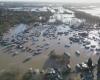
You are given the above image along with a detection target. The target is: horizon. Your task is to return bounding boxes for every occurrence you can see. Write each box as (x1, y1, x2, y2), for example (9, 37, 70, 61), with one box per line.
(0, 0, 100, 3)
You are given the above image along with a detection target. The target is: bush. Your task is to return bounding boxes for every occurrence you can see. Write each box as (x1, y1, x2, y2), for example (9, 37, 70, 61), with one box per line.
(22, 72, 34, 80)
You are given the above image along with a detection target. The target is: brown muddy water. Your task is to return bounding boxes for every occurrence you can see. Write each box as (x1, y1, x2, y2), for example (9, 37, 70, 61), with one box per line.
(0, 23, 100, 73)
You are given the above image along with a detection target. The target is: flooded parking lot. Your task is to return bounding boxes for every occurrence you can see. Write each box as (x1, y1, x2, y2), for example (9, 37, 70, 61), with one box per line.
(0, 22, 100, 72)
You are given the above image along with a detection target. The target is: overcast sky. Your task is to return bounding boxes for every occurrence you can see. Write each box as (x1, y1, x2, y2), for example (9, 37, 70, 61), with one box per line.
(0, 0, 100, 3)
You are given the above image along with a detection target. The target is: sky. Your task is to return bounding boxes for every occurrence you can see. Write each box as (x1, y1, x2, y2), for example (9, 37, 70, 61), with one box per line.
(0, 0, 100, 3)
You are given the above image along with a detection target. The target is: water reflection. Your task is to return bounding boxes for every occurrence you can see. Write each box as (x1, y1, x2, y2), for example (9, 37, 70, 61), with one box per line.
(10, 24, 27, 36)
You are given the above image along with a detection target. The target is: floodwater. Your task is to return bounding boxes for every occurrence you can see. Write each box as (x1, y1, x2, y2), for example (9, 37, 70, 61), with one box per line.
(78, 6, 100, 17)
(0, 23, 100, 73)
(11, 24, 27, 35)
(0, 6, 100, 73)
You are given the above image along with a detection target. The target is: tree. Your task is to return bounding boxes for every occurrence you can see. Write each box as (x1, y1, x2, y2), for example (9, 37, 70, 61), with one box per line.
(87, 58, 93, 71)
(97, 57, 100, 73)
